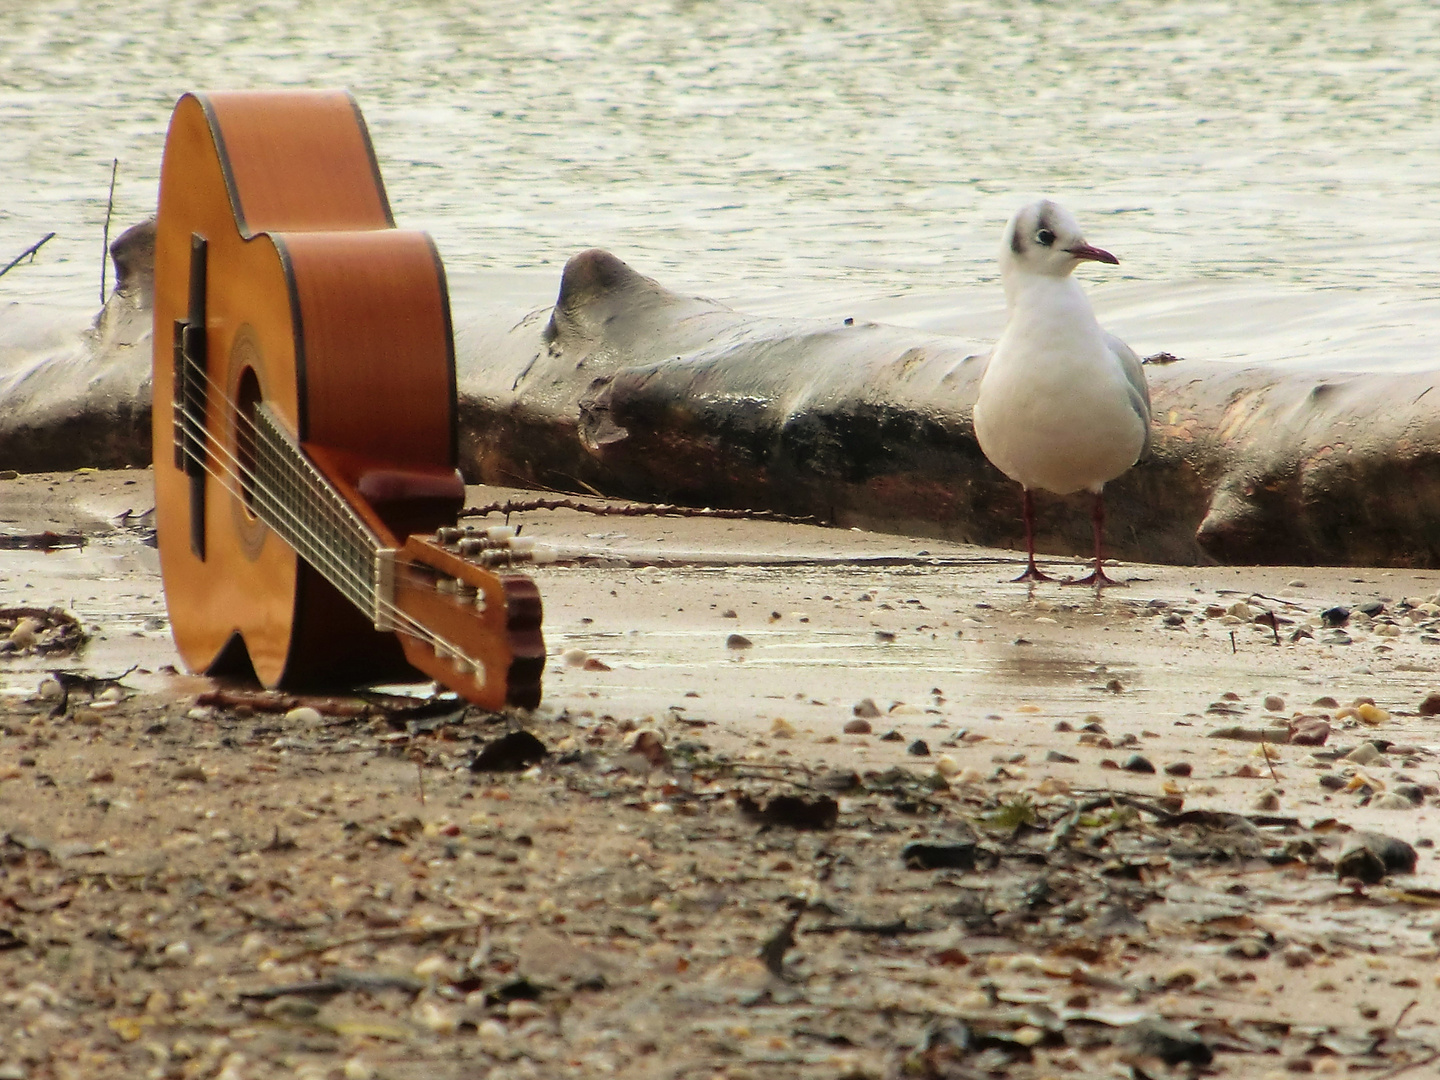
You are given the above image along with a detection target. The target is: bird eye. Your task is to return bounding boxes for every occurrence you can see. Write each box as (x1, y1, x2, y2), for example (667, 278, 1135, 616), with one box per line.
(1035, 228, 1055, 247)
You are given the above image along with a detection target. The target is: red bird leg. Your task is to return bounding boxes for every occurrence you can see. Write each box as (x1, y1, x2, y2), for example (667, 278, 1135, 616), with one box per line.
(1012, 488, 1054, 583)
(1069, 490, 1125, 588)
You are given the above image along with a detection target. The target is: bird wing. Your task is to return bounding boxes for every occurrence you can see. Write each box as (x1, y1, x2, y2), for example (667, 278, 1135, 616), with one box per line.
(1104, 331, 1152, 462)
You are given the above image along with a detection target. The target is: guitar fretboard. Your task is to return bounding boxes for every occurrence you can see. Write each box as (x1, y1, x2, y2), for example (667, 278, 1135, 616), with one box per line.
(251, 406, 383, 619)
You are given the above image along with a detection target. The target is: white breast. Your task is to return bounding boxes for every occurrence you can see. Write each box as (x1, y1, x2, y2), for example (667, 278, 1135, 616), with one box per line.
(973, 278, 1149, 496)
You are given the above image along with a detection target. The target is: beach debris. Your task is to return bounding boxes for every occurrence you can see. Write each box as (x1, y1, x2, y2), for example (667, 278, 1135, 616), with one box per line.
(852, 697, 882, 719)
(469, 730, 547, 772)
(0, 606, 86, 656)
(736, 792, 839, 830)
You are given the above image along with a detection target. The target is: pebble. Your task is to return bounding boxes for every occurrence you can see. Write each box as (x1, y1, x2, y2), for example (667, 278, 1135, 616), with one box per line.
(1163, 761, 1193, 777)
(769, 717, 796, 739)
(86, 767, 114, 783)
(879, 730, 904, 742)
(906, 739, 930, 757)
(1262, 695, 1285, 713)
(1345, 742, 1383, 766)
(284, 706, 322, 725)
(1419, 692, 1440, 716)
(1121, 754, 1155, 774)
(1252, 791, 1281, 811)
(852, 698, 882, 719)
(725, 634, 753, 650)
(1356, 703, 1390, 726)
(1120, 1018, 1213, 1067)
(935, 754, 961, 779)
(8, 617, 41, 649)
(1372, 792, 1414, 810)
(172, 765, 208, 782)
(843, 718, 873, 735)
(1281, 945, 1314, 968)
(1045, 750, 1078, 764)
(1321, 607, 1350, 628)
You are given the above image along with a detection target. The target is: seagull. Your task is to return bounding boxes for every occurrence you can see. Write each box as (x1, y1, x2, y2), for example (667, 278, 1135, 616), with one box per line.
(972, 199, 1151, 587)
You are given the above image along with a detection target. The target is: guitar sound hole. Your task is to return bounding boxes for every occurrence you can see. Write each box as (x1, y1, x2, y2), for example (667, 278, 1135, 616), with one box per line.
(235, 365, 262, 518)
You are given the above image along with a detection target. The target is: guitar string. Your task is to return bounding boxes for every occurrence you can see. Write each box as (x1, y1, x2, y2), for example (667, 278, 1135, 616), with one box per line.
(171, 385, 488, 676)
(170, 361, 496, 677)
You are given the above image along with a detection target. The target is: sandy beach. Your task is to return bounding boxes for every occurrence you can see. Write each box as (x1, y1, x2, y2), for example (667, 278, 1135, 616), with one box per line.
(3, 468, 1440, 1078)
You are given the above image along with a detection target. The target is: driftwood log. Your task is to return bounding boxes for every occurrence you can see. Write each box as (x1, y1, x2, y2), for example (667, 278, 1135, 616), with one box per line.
(2, 225, 1436, 567)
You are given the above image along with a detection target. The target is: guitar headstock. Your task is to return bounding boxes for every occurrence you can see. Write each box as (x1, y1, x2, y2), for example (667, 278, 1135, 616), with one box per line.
(387, 529, 550, 710)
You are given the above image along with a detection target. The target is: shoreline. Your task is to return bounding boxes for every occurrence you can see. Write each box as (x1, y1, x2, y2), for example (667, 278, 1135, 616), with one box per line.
(4, 469, 1440, 1075)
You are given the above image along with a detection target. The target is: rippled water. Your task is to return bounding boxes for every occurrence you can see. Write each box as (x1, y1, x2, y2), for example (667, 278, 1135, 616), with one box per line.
(3, 0, 1439, 368)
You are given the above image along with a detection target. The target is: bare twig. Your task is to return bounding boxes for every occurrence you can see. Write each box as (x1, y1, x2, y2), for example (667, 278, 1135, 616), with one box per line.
(1374, 1049, 1440, 1079)
(277, 920, 484, 962)
(101, 158, 118, 303)
(1260, 739, 1278, 783)
(461, 495, 820, 526)
(0, 233, 56, 279)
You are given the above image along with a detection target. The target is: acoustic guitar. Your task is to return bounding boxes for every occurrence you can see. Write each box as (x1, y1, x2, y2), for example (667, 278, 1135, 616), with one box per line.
(151, 90, 545, 709)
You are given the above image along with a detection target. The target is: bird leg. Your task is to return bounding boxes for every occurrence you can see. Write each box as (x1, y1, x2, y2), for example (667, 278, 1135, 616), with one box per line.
(1011, 488, 1055, 583)
(1068, 490, 1125, 588)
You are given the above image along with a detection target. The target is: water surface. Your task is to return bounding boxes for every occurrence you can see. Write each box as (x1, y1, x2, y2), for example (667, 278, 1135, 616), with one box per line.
(3, 0, 1439, 368)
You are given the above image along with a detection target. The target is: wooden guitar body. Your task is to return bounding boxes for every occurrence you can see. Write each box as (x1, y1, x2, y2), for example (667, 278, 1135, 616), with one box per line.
(152, 91, 543, 708)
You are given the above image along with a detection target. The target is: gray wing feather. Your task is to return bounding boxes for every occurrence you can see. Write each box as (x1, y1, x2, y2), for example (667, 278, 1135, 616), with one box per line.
(1104, 331, 1152, 462)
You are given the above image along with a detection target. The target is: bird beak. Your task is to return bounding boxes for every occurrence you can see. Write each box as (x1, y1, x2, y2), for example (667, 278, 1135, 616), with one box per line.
(1067, 242, 1119, 265)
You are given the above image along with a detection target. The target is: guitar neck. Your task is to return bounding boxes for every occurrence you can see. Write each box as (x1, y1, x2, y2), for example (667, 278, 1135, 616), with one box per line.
(250, 405, 385, 621)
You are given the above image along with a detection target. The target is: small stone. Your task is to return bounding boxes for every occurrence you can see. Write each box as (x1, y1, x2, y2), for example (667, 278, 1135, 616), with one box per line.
(721, 609, 737, 618)
(843, 718, 873, 735)
(1287, 580, 1307, 588)
(1281, 945, 1314, 968)
(1345, 742, 1383, 765)
(879, 729, 904, 742)
(769, 717, 796, 739)
(562, 648, 589, 667)
(1164, 761, 1193, 777)
(1121, 754, 1155, 774)
(172, 765, 207, 782)
(1253, 790, 1281, 811)
(1289, 717, 1331, 746)
(1313, 696, 1340, 708)
(1263, 695, 1285, 713)
(1419, 692, 1440, 716)
(906, 739, 930, 756)
(1045, 750, 1078, 764)
(284, 706, 322, 725)
(874, 630, 896, 643)
(1318, 773, 1347, 791)
(725, 634, 753, 650)
(935, 754, 961, 778)
(1120, 1018, 1213, 1067)
(1373, 792, 1415, 810)
(1321, 607, 1350, 628)
(1335, 845, 1387, 884)
(8, 618, 41, 649)
(1356, 703, 1390, 726)
(86, 767, 114, 783)
(852, 698, 882, 719)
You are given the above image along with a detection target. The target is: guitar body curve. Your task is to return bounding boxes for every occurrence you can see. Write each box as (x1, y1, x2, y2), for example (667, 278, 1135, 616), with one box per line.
(153, 91, 465, 691)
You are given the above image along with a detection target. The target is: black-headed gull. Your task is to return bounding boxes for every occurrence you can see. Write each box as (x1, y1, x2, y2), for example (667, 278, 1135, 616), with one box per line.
(972, 200, 1151, 587)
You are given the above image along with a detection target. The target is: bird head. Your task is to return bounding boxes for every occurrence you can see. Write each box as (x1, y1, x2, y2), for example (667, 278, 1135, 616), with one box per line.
(1000, 200, 1118, 281)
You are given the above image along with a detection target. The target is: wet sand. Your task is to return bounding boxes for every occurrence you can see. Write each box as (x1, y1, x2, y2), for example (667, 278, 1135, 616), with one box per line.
(4, 469, 1440, 1077)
